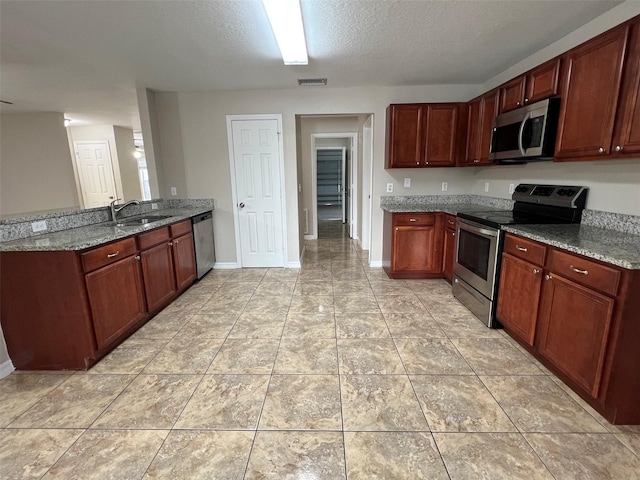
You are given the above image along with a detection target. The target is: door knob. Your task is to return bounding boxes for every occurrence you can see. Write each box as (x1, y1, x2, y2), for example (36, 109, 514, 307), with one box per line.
(238, 203, 245, 208)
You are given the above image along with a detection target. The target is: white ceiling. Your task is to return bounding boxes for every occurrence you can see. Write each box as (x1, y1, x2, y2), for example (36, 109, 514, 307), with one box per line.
(0, 0, 624, 129)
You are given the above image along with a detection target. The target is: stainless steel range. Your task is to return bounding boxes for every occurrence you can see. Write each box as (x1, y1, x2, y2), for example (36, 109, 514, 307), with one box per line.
(452, 184, 588, 328)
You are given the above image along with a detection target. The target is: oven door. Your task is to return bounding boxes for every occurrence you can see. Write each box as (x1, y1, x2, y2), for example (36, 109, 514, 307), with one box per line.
(453, 218, 500, 299)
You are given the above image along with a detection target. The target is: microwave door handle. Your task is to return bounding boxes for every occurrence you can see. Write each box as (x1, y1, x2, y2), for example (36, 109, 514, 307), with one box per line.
(518, 112, 532, 156)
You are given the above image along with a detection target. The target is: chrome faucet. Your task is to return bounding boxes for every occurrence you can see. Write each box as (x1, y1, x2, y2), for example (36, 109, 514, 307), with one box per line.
(110, 198, 140, 222)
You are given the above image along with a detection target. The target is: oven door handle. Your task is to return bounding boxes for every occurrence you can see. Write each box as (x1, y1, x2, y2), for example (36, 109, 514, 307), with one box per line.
(457, 219, 499, 238)
(518, 111, 532, 157)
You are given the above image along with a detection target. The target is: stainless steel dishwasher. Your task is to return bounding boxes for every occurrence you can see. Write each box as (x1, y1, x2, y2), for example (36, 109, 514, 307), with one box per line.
(191, 211, 215, 279)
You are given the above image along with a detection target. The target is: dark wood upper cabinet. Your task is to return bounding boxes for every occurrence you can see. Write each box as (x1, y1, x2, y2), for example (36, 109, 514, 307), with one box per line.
(478, 89, 499, 164)
(424, 104, 460, 167)
(387, 103, 463, 168)
(464, 98, 482, 165)
(386, 104, 424, 168)
(612, 21, 640, 155)
(555, 25, 630, 160)
(499, 59, 561, 113)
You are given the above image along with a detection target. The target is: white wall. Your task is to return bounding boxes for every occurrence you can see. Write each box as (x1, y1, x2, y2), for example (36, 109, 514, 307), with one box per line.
(153, 84, 479, 265)
(155, 92, 188, 199)
(0, 112, 80, 216)
(473, 1, 640, 214)
(113, 126, 142, 201)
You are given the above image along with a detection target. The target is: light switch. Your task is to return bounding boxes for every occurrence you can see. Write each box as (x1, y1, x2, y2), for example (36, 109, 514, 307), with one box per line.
(403, 178, 411, 188)
(386, 183, 394, 193)
(170, 187, 177, 196)
(441, 182, 448, 192)
(484, 182, 490, 193)
(509, 183, 515, 194)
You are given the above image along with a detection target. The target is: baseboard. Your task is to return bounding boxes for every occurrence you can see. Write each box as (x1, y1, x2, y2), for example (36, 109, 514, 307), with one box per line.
(213, 262, 239, 269)
(287, 261, 301, 268)
(0, 359, 15, 379)
(303, 234, 317, 240)
(369, 260, 383, 268)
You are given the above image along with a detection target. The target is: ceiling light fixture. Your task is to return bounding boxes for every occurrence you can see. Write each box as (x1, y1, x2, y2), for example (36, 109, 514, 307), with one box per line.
(262, 0, 308, 65)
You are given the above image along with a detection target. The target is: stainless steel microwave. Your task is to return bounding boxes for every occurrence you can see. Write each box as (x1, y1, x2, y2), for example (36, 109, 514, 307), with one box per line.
(489, 97, 560, 163)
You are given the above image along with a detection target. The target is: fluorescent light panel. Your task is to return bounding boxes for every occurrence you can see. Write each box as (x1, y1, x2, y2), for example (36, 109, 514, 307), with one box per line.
(262, 0, 308, 65)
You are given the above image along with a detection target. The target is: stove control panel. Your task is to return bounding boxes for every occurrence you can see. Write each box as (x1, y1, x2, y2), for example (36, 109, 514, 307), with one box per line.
(512, 184, 588, 209)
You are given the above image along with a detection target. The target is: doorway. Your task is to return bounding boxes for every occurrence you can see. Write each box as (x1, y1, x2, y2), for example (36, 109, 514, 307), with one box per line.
(226, 115, 287, 268)
(311, 133, 357, 240)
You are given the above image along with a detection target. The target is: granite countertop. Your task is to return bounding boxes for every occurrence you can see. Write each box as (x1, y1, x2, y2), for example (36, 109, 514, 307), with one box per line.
(503, 224, 640, 270)
(0, 207, 213, 252)
(381, 203, 509, 215)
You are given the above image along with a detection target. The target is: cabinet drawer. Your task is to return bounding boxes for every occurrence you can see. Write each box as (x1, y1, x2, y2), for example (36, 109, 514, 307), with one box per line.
(393, 213, 436, 226)
(138, 226, 170, 250)
(547, 249, 621, 297)
(170, 219, 192, 238)
(81, 237, 137, 273)
(504, 234, 546, 266)
(444, 214, 457, 230)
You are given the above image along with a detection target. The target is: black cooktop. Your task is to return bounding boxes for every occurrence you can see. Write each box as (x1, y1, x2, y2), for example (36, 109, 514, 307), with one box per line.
(457, 183, 589, 230)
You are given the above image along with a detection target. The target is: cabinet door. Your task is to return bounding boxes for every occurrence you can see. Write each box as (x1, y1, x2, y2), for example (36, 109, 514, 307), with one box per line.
(85, 255, 146, 350)
(526, 58, 561, 105)
(392, 225, 437, 272)
(612, 22, 640, 155)
(424, 104, 458, 166)
(555, 26, 629, 159)
(442, 227, 456, 283)
(537, 273, 615, 397)
(173, 232, 197, 292)
(141, 242, 177, 312)
(465, 98, 482, 165)
(499, 76, 527, 113)
(479, 89, 499, 164)
(496, 254, 542, 346)
(386, 104, 424, 168)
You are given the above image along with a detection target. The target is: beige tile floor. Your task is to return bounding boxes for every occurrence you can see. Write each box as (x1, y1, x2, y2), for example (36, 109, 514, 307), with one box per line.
(1, 220, 639, 479)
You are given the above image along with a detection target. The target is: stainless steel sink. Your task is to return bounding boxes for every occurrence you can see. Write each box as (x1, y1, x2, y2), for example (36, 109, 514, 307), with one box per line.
(112, 215, 173, 227)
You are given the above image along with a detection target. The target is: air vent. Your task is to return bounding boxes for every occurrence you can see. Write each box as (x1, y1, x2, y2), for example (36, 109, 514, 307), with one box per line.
(298, 78, 327, 87)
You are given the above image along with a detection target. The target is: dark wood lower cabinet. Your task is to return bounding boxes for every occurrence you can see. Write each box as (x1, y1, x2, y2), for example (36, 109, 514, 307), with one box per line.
(537, 273, 614, 397)
(141, 242, 177, 312)
(496, 253, 542, 346)
(0, 219, 199, 370)
(173, 233, 197, 291)
(85, 255, 147, 350)
(498, 233, 640, 425)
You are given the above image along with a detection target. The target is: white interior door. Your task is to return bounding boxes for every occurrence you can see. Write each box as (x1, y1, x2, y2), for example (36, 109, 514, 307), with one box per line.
(230, 119, 285, 267)
(74, 141, 117, 208)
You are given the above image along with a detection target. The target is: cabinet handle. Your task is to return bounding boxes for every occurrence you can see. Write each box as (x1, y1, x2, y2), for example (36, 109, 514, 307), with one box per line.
(416, 162, 420, 165)
(174, 240, 179, 244)
(168, 242, 173, 246)
(425, 162, 429, 165)
(515, 245, 528, 252)
(452, 232, 455, 236)
(524, 98, 529, 103)
(395, 227, 399, 231)
(545, 274, 552, 280)
(106, 251, 119, 258)
(409, 218, 417, 222)
(615, 145, 623, 152)
(135, 255, 141, 260)
(473, 159, 480, 164)
(533, 268, 540, 275)
(516, 101, 521, 106)
(569, 265, 588, 275)
(447, 220, 455, 225)
(598, 147, 605, 154)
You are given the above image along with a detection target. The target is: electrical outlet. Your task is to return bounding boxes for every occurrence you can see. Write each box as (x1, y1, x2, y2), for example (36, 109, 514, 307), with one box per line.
(386, 183, 394, 193)
(484, 182, 490, 193)
(151, 203, 158, 210)
(509, 183, 515, 194)
(31, 220, 47, 232)
(441, 182, 448, 192)
(170, 187, 177, 196)
(403, 178, 411, 188)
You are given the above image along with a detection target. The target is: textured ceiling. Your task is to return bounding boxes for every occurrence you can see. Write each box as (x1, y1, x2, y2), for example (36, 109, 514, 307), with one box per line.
(0, 0, 625, 128)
